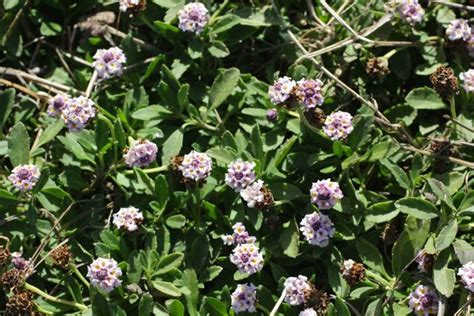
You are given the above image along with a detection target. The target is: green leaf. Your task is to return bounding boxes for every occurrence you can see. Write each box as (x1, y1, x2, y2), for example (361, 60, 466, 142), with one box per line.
(380, 159, 411, 190)
(166, 215, 186, 229)
(200, 297, 227, 315)
(433, 251, 455, 297)
(132, 105, 173, 120)
(453, 239, 474, 265)
(250, 124, 263, 159)
(199, 266, 223, 283)
(156, 252, 184, 275)
(405, 87, 445, 110)
(177, 84, 189, 113)
(271, 183, 301, 201)
(395, 197, 439, 220)
(360, 140, 397, 162)
(366, 201, 399, 223)
(3, 0, 21, 10)
(155, 175, 169, 212)
(348, 114, 374, 150)
(8, 122, 30, 166)
(32, 120, 64, 152)
(168, 299, 185, 316)
(272, 135, 297, 169)
(435, 219, 458, 252)
(392, 231, 415, 276)
(334, 297, 351, 316)
(182, 269, 199, 316)
(279, 218, 299, 258)
(426, 178, 455, 211)
(208, 68, 240, 111)
(0, 88, 15, 131)
(151, 280, 181, 297)
(161, 129, 183, 164)
(208, 40, 230, 58)
(0, 189, 20, 201)
(138, 293, 154, 316)
(356, 238, 387, 276)
(40, 21, 62, 36)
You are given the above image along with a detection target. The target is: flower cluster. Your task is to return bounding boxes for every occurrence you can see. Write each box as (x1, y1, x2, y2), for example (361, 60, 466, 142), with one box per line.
(87, 258, 122, 293)
(92, 47, 127, 79)
(300, 212, 335, 247)
(11, 253, 29, 270)
(300, 309, 318, 316)
(179, 150, 213, 182)
(323, 111, 354, 140)
(222, 222, 256, 246)
(8, 165, 41, 192)
(231, 283, 257, 313)
(294, 79, 325, 109)
(268, 76, 297, 105)
(47, 94, 69, 118)
(284, 275, 311, 306)
(124, 139, 158, 168)
(408, 285, 438, 315)
(61, 96, 96, 132)
(340, 259, 365, 285)
(310, 179, 343, 209)
(415, 250, 434, 273)
(460, 69, 474, 93)
(266, 108, 278, 121)
(458, 261, 474, 292)
(397, 0, 424, 25)
(119, 0, 143, 12)
(230, 243, 264, 275)
(178, 2, 209, 34)
(240, 179, 273, 209)
(446, 19, 471, 42)
(225, 159, 256, 192)
(112, 207, 144, 232)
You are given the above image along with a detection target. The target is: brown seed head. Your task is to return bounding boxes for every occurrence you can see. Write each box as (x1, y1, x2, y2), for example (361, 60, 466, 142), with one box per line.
(2, 268, 26, 293)
(255, 186, 274, 210)
(430, 66, 458, 99)
(380, 223, 399, 245)
(0, 245, 11, 268)
(50, 245, 72, 269)
(366, 57, 390, 76)
(340, 260, 366, 285)
(304, 107, 326, 129)
(304, 285, 330, 314)
(5, 291, 34, 316)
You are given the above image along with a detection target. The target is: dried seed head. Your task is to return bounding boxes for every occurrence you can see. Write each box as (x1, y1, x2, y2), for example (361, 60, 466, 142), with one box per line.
(170, 156, 184, 172)
(5, 291, 33, 316)
(0, 245, 11, 268)
(381, 223, 398, 244)
(340, 259, 366, 285)
(304, 107, 326, 129)
(256, 186, 274, 210)
(2, 268, 26, 293)
(430, 140, 455, 156)
(366, 57, 390, 76)
(50, 245, 72, 269)
(304, 285, 330, 314)
(430, 66, 458, 99)
(415, 250, 435, 273)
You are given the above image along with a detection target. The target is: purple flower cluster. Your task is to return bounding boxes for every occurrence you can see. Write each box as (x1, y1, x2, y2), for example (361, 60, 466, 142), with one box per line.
(446, 19, 471, 42)
(119, 0, 140, 12)
(408, 285, 438, 315)
(222, 222, 256, 246)
(323, 111, 354, 140)
(178, 2, 209, 34)
(11, 252, 29, 270)
(61, 96, 96, 132)
(284, 275, 311, 305)
(300, 309, 318, 316)
(310, 179, 343, 209)
(266, 108, 278, 122)
(458, 261, 474, 292)
(300, 212, 335, 247)
(225, 159, 256, 192)
(231, 283, 257, 313)
(113, 207, 143, 232)
(124, 140, 158, 168)
(295, 79, 325, 109)
(397, 0, 424, 25)
(240, 179, 265, 208)
(179, 150, 213, 181)
(92, 47, 127, 80)
(8, 165, 41, 192)
(87, 257, 122, 293)
(230, 243, 264, 275)
(47, 94, 69, 118)
(268, 76, 297, 105)
(460, 69, 474, 93)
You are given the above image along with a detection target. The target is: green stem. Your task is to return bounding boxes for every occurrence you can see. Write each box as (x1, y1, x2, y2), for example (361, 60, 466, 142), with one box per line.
(449, 96, 457, 135)
(24, 283, 88, 311)
(257, 303, 271, 315)
(35, 304, 54, 315)
(98, 113, 118, 163)
(70, 264, 90, 288)
(365, 270, 391, 288)
(208, 0, 230, 26)
(124, 165, 169, 175)
(296, 106, 324, 135)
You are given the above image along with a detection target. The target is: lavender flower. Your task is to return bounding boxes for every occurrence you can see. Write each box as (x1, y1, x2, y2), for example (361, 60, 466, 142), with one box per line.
(458, 261, 474, 292)
(323, 111, 354, 140)
(268, 76, 297, 105)
(8, 165, 41, 192)
(295, 78, 324, 109)
(93, 47, 127, 79)
(300, 212, 335, 247)
(225, 160, 256, 192)
(231, 283, 257, 313)
(397, 0, 424, 25)
(61, 96, 96, 132)
(266, 108, 278, 121)
(113, 207, 144, 232)
(179, 150, 213, 181)
(446, 19, 471, 42)
(408, 285, 438, 315)
(11, 253, 29, 270)
(310, 179, 343, 209)
(47, 94, 69, 118)
(119, 0, 140, 12)
(415, 250, 434, 273)
(124, 140, 158, 168)
(460, 69, 474, 93)
(300, 309, 318, 316)
(240, 180, 265, 208)
(178, 2, 209, 34)
(230, 243, 264, 275)
(284, 275, 311, 306)
(222, 222, 256, 246)
(87, 258, 122, 293)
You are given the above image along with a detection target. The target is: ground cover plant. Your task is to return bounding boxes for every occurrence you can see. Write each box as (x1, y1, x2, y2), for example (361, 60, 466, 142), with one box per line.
(0, 0, 473, 315)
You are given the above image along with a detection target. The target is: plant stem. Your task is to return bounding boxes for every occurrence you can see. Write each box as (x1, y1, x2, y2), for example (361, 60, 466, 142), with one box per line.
(98, 113, 118, 163)
(269, 289, 286, 316)
(257, 303, 271, 315)
(365, 270, 391, 288)
(35, 304, 54, 315)
(24, 282, 88, 311)
(85, 70, 98, 98)
(124, 165, 169, 175)
(70, 264, 90, 288)
(208, 0, 230, 26)
(449, 96, 457, 135)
